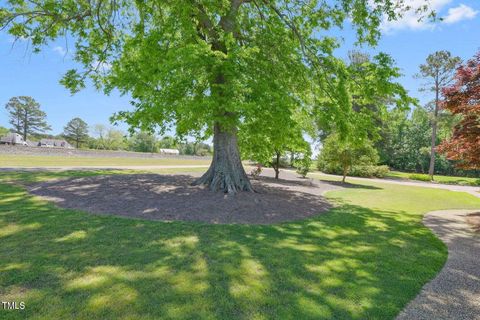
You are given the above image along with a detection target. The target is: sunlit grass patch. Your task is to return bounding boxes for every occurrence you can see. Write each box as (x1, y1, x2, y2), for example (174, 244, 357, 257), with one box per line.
(386, 170, 480, 186)
(0, 154, 211, 167)
(0, 170, 479, 319)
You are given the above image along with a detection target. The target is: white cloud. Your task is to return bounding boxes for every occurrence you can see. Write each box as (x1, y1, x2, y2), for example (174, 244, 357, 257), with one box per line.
(381, 0, 453, 33)
(442, 4, 478, 24)
(53, 46, 67, 56)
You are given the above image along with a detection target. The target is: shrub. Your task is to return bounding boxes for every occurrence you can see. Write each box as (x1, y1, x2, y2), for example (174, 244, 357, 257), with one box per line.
(350, 165, 389, 178)
(318, 164, 389, 178)
(408, 173, 431, 182)
(296, 165, 310, 178)
(295, 156, 312, 178)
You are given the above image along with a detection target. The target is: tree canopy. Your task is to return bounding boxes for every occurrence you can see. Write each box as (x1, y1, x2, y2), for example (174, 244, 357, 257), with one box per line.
(5, 96, 51, 140)
(63, 117, 89, 148)
(438, 52, 480, 169)
(240, 107, 313, 179)
(416, 50, 461, 179)
(0, 126, 9, 137)
(0, 0, 431, 192)
(89, 125, 127, 150)
(317, 132, 379, 182)
(129, 131, 159, 153)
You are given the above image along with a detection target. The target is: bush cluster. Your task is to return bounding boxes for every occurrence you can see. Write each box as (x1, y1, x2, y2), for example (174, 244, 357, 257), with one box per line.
(408, 173, 432, 181)
(350, 165, 390, 178)
(318, 163, 389, 178)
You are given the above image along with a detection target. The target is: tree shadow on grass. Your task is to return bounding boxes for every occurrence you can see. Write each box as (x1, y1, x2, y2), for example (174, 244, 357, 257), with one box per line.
(0, 182, 446, 320)
(0, 169, 129, 185)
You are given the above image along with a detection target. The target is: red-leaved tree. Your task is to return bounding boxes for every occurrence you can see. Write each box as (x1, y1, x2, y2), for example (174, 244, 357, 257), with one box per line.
(438, 52, 480, 169)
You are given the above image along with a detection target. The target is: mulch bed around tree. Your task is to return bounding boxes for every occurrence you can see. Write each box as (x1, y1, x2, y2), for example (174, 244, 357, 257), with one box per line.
(466, 213, 480, 232)
(27, 174, 339, 224)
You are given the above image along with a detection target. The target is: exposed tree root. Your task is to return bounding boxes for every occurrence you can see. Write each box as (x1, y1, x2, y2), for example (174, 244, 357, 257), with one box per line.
(193, 122, 254, 194)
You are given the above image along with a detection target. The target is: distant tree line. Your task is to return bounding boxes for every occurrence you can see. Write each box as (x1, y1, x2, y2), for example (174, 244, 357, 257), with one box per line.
(2, 96, 212, 156)
(3, 49, 479, 180)
(317, 50, 480, 179)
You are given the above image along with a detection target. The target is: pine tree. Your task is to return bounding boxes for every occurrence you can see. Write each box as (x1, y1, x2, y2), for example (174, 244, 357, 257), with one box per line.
(5, 96, 51, 140)
(63, 117, 89, 148)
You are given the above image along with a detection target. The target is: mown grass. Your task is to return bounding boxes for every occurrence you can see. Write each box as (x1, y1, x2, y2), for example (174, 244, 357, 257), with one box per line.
(0, 168, 206, 184)
(1, 170, 480, 319)
(387, 170, 480, 186)
(0, 154, 211, 167)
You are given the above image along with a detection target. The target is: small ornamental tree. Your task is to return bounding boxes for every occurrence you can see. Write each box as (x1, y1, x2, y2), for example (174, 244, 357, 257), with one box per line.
(241, 129, 311, 180)
(438, 52, 480, 169)
(1, 0, 431, 193)
(63, 117, 89, 148)
(5, 96, 51, 140)
(240, 107, 313, 179)
(318, 133, 378, 183)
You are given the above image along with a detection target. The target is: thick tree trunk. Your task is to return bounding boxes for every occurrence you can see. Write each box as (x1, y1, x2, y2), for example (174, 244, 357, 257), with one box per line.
(193, 122, 253, 193)
(429, 79, 440, 180)
(191, 1, 253, 193)
(342, 165, 348, 183)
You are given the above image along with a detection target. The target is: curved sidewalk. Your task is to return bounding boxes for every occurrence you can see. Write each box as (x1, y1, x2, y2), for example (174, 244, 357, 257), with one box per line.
(397, 209, 480, 320)
(310, 172, 480, 198)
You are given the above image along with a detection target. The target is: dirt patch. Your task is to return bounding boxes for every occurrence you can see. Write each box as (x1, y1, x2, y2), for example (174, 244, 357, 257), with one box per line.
(466, 213, 480, 232)
(27, 174, 340, 224)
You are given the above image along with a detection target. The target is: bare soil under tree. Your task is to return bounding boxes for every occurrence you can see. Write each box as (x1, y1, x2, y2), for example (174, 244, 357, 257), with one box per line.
(27, 171, 340, 224)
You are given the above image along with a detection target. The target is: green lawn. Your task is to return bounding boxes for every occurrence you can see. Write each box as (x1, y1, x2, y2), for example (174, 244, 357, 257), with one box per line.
(1, 170, 479, 319)
(0, 154, 211, 167)
(387, 170, 480, 186)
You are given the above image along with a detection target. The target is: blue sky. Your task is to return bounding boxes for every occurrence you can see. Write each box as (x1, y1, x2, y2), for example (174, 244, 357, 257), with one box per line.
(0, 0, 479, 137)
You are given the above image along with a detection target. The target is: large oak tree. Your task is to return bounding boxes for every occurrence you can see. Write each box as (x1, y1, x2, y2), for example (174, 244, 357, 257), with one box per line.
(1, 0, 429, 192)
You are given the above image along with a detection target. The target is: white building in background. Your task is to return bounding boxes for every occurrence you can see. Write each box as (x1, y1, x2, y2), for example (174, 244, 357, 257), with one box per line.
(159, 148, 180, 155)
(0, 132, 28, 146)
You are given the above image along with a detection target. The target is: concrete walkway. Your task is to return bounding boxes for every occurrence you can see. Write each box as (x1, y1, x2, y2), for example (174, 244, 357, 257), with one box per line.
(308, 171, 480, 198)
(396, 209, 480, 320)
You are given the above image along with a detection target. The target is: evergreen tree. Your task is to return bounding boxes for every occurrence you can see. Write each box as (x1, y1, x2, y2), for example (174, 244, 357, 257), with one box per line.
(416, 51, 461, 179)
(63, 117, 89, 148)
(5, 96, 51, 140)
